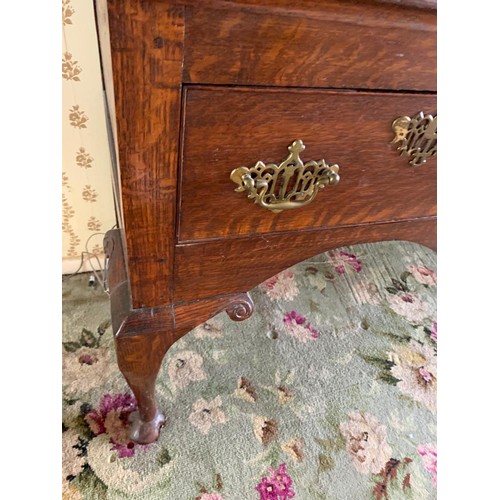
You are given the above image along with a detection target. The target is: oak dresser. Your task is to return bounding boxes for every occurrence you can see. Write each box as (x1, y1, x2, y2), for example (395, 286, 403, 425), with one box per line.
(96, 0, 437, 443)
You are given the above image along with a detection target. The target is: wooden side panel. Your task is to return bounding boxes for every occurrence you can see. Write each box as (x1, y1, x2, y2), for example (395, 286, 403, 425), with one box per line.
(179, 87, 436, 241)
(174, 217, 436, 302)
(95, 0, 124, 230)
(183, 3, 436, 91)
(105, 0, 184, 308)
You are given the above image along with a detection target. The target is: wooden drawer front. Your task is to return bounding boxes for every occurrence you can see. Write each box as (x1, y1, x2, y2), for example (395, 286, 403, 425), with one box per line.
(179, 87, 436, 242)
(184, 5, 436, 91)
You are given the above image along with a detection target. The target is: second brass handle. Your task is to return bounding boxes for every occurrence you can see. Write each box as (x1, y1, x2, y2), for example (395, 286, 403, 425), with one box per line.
(392, 111, 437, 166)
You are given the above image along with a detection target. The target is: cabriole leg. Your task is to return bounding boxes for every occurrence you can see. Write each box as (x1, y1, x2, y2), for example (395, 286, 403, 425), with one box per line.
(115, 330, 170, 444)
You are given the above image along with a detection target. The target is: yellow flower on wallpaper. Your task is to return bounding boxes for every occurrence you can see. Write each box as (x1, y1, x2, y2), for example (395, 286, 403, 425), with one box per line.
(87, 216, 102, 232)
(62, 193, 81, 258)
(82, 185, 98, 203)
(62, 0, 75, 26)
(62, 52, 82, 81)
(75, 147, 94, 169)
(69, 105, 89, 129)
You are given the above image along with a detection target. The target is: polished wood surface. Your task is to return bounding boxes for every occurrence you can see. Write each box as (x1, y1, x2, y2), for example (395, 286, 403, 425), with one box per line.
(104, 229, 171, 443)
(181, 0, 437, 11)
(98, 0, 436, 443)
(104, 0, 185, 309)
(101, 0, 437, 309)
(184, 3, 436, 91)
(174, 217, 436, 302)
(180, 87, 436, 241)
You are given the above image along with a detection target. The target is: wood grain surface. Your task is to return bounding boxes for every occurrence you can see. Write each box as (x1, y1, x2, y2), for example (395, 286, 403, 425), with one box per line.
(179, 87, 436, 242)
(104, 0, 185, 309)
(174, 217, 436, 302)
(99, 0, 436, 444)
(180, 0, 437, 12)
(183, 3, 436, 90)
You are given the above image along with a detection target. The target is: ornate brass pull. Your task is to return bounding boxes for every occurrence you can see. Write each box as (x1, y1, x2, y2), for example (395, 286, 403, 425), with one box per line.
(392, 112, 437, 166)
(230, 139, 340, 213)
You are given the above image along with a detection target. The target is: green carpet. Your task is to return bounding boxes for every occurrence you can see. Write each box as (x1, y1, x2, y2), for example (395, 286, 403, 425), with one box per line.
(62, 241, 437, 500)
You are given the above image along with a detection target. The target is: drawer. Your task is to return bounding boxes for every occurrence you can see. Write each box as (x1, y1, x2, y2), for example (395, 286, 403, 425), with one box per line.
(184, 4, 436, 91)
(178, 86, 436, 242)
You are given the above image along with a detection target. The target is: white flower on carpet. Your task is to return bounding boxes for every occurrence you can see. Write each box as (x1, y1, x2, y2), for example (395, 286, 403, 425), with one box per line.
(339, 412, 392, 475)
(62, 429, 85, 481)
(307, 272, 327, 293)
(261, 270, 299, 301)
(277, 384, 294, 405)
(193, 318, 225, 339)
(86, 435, 172, 494)
(189, 396, 228, 434)
(389, 341, 437, 414)
(62, 346, 117, 396)
(62, 401, 82, 429)
(387, 291, 431, 323)
(167, 350, 207, 391)
(408, 265, 437, 286)
(235, 376, 257, 403)
(281, 437, 305, 463)
(252, 416, 278, 446)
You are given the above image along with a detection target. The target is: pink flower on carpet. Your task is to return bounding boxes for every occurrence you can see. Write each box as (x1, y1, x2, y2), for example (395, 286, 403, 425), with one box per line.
(256, 463, 295, 499)
(85, 393, 148, 458)
(387, 291, 431, 323)
(261, 270, 299, 302)
(78, 353, 96, 365)
(199, 494, 224, 500)
(408, 265, 437, 286)
(417, 443, 437, 487)
(327, 251, 362, 275)
(193, 318, 225, 339)
(339, 412, 392, 475)
(167, 350, 207, 391)
(189, 396, 228, 434)
(389, 341, 437, 414)
(283, 311, 320, 342)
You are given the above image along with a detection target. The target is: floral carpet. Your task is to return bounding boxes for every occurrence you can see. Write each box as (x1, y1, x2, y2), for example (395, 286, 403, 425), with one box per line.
(62, 241, 437, 500)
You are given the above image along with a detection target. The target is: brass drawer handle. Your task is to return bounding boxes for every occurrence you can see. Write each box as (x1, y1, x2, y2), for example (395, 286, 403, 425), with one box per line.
(230, 139, 340, 213)
(392, 111, 437, 166)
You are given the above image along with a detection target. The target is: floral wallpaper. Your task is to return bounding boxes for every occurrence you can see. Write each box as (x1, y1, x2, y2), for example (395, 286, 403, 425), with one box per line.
(62, 0, 116, 273)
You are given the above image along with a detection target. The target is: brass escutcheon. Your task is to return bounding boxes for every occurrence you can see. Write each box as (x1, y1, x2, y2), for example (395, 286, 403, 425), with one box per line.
(230, 139, 340, 213)
(392, 111, 437, 166)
